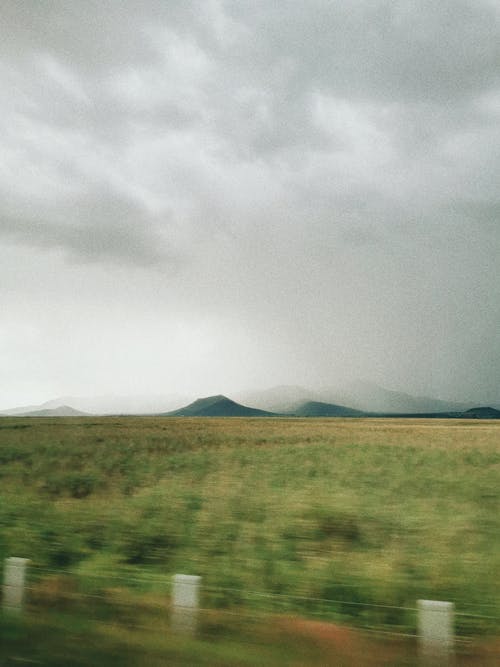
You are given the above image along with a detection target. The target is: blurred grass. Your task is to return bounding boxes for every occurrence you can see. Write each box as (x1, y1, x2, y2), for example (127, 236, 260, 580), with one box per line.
(1, 597, 499, 666)
(0, 416, 499, 638)
(0, 604, 422, 667)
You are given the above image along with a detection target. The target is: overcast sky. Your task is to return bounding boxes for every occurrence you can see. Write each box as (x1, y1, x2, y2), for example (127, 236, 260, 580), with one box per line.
(1, 0, 500, 408)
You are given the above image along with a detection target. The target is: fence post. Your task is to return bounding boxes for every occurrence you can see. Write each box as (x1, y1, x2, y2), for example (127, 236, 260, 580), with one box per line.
(171, 574, 201, 637)
(417, 599, 454, 665)
(2, 557, 30, 615)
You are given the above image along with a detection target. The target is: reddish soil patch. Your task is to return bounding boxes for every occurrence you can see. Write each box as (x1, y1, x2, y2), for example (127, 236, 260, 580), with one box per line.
(274, 616, 412, 666)
(275, 617, 500, 666)
(277, 617, 358, 649)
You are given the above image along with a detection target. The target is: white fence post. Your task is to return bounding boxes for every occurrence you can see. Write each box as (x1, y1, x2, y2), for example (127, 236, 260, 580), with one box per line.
(3, 557, 30, 615)
(417, 599, 454, 665)
(171, 574, 201, 637)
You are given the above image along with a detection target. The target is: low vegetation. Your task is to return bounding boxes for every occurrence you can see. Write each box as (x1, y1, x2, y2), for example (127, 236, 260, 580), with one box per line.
(0, 416, 499, 644)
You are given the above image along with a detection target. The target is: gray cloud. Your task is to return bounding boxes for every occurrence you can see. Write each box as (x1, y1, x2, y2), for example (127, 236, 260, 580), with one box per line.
(226, 1, 500, 102)
(0, 193, 174, 267)
(1, 0, 499, 406)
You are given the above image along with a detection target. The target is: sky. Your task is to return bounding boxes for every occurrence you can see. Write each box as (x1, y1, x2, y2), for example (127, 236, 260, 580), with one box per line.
(1, 0, 500, 409)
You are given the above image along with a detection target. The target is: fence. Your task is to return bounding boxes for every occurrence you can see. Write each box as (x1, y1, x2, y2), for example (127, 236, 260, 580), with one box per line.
(2, 556, 498, 665)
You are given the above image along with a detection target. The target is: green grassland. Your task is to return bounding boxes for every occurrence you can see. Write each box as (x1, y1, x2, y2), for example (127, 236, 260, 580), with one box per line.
(0, 416, 499, 641)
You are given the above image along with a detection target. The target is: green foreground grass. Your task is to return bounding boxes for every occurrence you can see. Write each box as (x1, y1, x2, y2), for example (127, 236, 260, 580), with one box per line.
(0, 416, 499, 657)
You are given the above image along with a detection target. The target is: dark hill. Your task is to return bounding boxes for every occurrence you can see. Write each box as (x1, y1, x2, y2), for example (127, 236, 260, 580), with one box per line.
(293, 401, 365, 417)
(374, 406, 500, 419)
(164, 395, 276, 417)
(459, 406, 500, 419)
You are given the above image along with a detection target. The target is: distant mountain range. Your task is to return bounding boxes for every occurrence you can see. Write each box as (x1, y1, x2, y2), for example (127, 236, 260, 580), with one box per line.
(162, 396, 500, 419)
(0, 393, 187, 416)
(1, 383, 499, 419)
(237, 381, 476, 414)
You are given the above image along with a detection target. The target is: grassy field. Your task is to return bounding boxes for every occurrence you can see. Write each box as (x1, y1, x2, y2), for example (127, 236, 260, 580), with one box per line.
(0, 416, 499, 662)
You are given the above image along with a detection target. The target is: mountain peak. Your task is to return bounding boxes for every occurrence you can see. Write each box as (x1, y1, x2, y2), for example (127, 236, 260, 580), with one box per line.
(164, 395, 275, 417)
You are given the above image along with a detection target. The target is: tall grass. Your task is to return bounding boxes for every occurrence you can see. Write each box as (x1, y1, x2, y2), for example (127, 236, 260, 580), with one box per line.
(0, 417, 499, 635)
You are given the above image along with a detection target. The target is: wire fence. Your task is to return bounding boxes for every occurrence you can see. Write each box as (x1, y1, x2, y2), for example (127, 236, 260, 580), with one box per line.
(19, 563, 499, 625)
(2, 558, 499, 657)
(2, 588, 500, 665)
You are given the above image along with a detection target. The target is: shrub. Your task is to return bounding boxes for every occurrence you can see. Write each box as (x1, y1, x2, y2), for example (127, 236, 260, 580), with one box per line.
(118, 518, 178, 565)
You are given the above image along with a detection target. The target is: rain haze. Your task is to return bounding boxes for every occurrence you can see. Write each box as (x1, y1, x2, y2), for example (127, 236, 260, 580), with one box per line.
(1, 0, 500, 410)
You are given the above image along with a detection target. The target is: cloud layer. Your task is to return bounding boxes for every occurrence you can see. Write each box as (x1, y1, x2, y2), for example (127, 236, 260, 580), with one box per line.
(1, 1, 499, 406)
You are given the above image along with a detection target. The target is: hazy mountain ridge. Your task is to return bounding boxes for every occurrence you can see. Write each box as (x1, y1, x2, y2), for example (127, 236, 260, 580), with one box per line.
(160, 395, 500, 420)
(329, 380, 473, 413)
(235, 385, 323, 413)
(292, 401, 365, 417)
(0, 394, 189, 416)
(12, 405, 89, 417)
(2, 382, 498, 418)
(240, 382, 476, 414)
